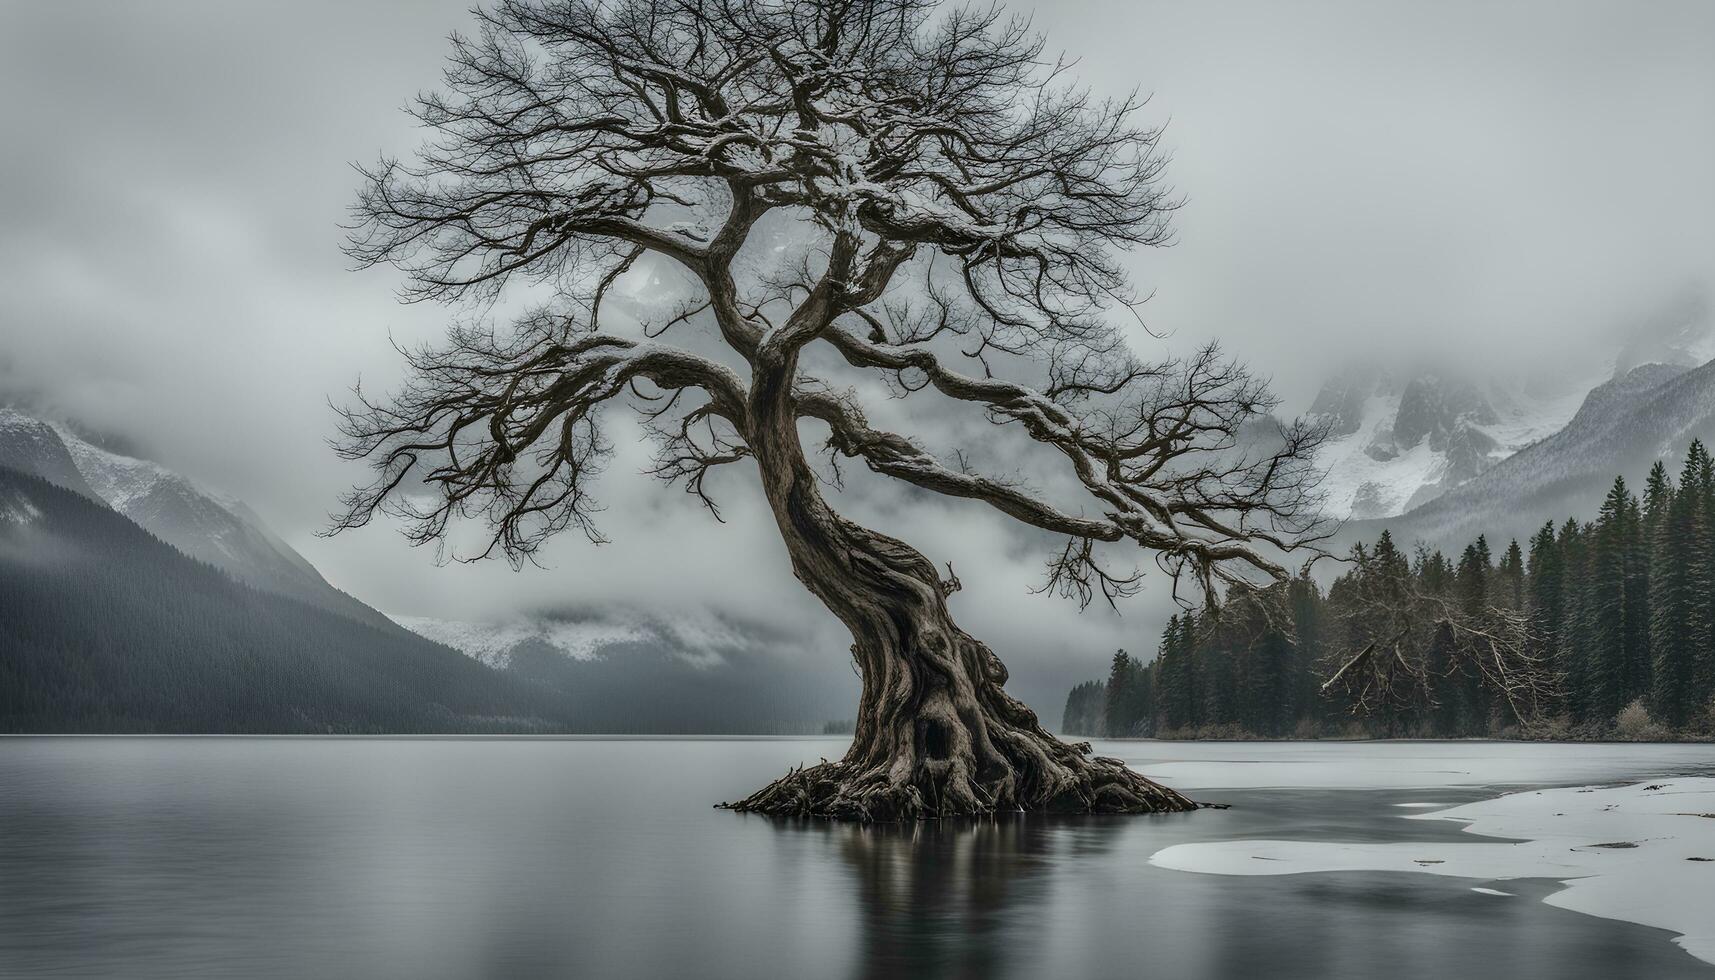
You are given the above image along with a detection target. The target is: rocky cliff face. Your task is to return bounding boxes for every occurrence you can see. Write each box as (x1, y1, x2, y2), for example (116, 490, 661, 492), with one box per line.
(1306, 366, 1586, 520)
(0, 408, 98, 501)
(1337, 360, 1715, 555)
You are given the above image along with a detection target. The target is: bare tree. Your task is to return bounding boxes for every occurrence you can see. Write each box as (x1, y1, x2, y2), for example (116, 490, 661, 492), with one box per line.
(1318, 545, 1558, 732)
(333, 0, 1328, 820)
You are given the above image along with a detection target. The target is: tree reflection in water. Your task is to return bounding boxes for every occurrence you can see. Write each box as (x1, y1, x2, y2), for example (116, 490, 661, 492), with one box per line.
(770, 815, 1135, 979)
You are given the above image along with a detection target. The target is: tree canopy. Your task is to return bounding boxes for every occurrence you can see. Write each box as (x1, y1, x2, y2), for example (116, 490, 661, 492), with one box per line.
(332, 0, 1328, 604)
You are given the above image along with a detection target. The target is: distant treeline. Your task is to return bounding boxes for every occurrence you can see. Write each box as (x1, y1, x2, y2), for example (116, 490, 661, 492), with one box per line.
(1065, 442, 1715, 741)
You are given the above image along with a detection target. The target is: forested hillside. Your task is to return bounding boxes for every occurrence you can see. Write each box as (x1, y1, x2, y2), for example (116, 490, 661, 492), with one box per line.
(1066, 441, 1715, 741)
(0, 466, 571, 733)
(0, 406, 398, 629)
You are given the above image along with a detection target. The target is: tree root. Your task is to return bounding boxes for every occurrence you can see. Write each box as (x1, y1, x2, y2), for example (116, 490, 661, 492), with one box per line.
(719, 753, 1199, 822)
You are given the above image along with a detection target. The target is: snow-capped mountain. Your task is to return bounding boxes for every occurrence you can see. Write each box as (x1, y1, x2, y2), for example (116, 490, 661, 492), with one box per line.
(1343, 358, 1715, 552)
(1308, 366, 1590, 519)
(1613, 286, 1715, 375)
(397, 610, 857, 733)
(0, 465, 569, 734)
(1311, 292, 1715, 520)
(0, 409, 98, 501)
(0, 406, 392, 629)
(398, 612, 689, 669)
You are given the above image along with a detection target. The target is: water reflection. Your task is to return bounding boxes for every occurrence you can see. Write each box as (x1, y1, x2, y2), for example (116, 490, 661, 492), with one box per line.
(764, 813, 1172, 979)
(747, 794, 1715, 980)
(839, 818, 1054, 978)
(4, 738, 1714, 979)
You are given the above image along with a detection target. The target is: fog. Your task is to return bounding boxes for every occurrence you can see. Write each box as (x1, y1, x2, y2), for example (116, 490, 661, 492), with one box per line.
(2, 0, 1711, 706)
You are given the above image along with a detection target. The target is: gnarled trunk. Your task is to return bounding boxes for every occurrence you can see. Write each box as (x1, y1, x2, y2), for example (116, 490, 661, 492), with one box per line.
(724, 358, 1197, 821)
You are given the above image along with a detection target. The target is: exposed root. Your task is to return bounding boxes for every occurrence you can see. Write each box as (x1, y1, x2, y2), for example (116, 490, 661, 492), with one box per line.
(720, 752, 1198, 822)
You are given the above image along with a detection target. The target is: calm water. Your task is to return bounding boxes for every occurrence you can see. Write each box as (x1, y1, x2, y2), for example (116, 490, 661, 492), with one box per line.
(3, 737, 1714, 979)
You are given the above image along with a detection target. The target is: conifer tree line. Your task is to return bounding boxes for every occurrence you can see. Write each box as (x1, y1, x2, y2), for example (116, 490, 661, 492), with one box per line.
(1065, 442, 1715, 740)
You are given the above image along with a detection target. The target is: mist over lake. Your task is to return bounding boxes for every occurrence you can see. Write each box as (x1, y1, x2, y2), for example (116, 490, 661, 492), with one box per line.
(5, 0, 1715, 975)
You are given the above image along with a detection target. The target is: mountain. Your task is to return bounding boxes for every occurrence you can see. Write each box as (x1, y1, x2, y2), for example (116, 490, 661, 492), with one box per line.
(399, 613, 857, 734)
(1307, 295, 1715, 521)
(2, 407, 854, 734)
(0, 406, 392, 630)
(0, 465, 573, 733)
(1341, 360, 1715, 552)
(0, 409, 97, 500)
(1307, 365, 1589, 519)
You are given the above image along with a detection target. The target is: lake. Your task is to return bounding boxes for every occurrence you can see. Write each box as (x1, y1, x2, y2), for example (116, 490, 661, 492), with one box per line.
(3, 737, 1714, 978)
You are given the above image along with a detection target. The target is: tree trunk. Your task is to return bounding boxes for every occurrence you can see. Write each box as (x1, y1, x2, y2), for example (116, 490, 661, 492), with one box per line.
(723, 356, 1198, 821)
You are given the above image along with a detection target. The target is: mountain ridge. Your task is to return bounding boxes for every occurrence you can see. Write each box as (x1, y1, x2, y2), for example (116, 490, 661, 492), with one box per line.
(1306, 364, 1591, 520)
(1335, 358, 1715, 554)
(0, 406, 394, 630)
(0, 464, 573, 733)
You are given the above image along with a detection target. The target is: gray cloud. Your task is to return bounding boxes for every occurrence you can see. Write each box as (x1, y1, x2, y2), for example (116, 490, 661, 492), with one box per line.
(3, 0, 1711, 708)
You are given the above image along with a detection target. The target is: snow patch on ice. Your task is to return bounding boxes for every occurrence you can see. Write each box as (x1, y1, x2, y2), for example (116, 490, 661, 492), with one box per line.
(1109, 739, 1715, 792)
(1151, 779, 1715, 966)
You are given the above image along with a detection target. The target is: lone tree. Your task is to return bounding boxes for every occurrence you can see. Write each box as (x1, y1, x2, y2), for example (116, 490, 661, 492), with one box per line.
(334, 0, 1327, 820)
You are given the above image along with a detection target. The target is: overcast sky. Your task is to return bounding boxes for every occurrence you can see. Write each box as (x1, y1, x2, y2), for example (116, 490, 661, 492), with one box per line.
(2, 0, 1712, 705)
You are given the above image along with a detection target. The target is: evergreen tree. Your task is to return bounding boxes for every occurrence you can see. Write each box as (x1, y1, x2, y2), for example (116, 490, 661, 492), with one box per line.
(1457, 538, 1490, 616)
(1439, 540, 1494, 732)
(1065, 440, 1715, 739)
(1526, 521, 1563, 703)
(1127, 655, 1154, 736)
(1060, 680, 1106, 736)
(1179, 614, 1202, 730)
(1374, 530, 1408, 580)
(1156, 616, 1194, 732)
(1417, 547, 1453, 595)
(1558, 519, 1595, 721)
(1198, 621, 1235, 730)
(1584, 478, 1648, 720)
(1653, 450, 1710, 726)
(1288, 574, 1325, 735)
(1643, 460, 1672, 537)
(1497, 539, 1525, 609)
(1104, 650, 1139, 736)
(1230, 587, 1297, 736)
(1620, 484, 1651, 709)
(1694, 441, 1715, 723)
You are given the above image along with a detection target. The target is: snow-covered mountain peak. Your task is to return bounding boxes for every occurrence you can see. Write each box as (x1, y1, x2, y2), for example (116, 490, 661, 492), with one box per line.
(1339, 354, 1715, 556)
(48, 422, 235, 514)
(0, 407, 98, 500)
(1612, 287, 1714, 375)
(1307, 363, 1594, 519)
(0, 406, 392, 628)
(395, 608, 762, 671)
(393, 615, 649, 669)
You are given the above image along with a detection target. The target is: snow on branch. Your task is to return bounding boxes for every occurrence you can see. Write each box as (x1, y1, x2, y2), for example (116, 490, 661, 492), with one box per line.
(329, 313, 749, 561)
(335, 0, 1333, 604)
